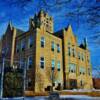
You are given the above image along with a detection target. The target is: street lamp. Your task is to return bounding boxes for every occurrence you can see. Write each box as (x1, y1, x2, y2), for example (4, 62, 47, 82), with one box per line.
(0, 49, 7, 99)
(0, 58, 5, 99)
(23, 61, 27, 99)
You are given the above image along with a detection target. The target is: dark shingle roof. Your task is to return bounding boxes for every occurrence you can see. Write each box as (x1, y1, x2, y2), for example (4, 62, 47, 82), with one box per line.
(16, 28, 25, 36)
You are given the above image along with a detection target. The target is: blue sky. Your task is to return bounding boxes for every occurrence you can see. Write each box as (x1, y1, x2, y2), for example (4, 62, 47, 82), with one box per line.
(0, 0, 100, 75)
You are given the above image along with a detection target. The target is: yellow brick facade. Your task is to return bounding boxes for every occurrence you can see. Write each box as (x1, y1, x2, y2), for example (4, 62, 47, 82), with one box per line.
(60, 25, 93, 89)
(35, 27, 63, 92)
(1, 10, 93, 93)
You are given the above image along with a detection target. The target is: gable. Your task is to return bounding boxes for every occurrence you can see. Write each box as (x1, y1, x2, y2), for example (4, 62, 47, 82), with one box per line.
(64, 25, 77, 44)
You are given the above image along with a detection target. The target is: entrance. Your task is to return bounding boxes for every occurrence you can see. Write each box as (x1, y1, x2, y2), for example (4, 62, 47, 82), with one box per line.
(69, 79, 77, 89)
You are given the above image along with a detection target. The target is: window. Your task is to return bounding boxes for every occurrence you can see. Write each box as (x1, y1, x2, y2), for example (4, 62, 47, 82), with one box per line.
(80, 80, 83, 86)
(41, 37, 45, 48)
(69, 63, 76, 73)
(40, 57, 45, 68)
(57, 44, 60, 53)
(78, 52, 80, 59)
(16, 43, 20, 53)
(28, 78, 32, 87)
(21, 40, 25, 51)
(57, 61, 60, 71)
(68, 47, 71, 56)
(72, 48, 75, 57)
(88, 68, 91, 76)
(29, 36, 33, 48)
(26, 78, 32, 88)
(80, 67, 85, 75)
(52, 59, 55, 70)
(82, 54, 84, 61)
(51, 41, 55, 51)
(20, 58, 25, 69)
(27, 56, 33, 69)
(68, 41, 71, 45)
(87, 56, 90, 63)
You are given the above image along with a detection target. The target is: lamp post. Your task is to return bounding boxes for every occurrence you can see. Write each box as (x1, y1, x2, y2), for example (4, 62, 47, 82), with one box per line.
(23, 61, 26, 99)
(0, 58, 5, 99)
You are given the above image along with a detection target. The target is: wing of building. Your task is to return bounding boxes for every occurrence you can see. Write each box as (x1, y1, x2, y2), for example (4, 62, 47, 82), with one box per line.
(0, 10, 93, 93)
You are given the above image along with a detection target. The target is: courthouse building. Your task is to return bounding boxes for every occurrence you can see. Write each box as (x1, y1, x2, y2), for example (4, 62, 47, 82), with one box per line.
(0, 10, 93, 93)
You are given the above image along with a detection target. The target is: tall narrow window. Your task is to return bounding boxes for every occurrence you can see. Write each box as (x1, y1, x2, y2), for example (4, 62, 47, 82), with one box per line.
(41, 37, 45, 48)
(51, 41, 55, 51)
(88, 68, 91, 76)
(57, 44, 60, 53)
(87, 56, 90, 63)
(82, 54, 84, 61)
(80, 80, 83, 86)
(57, 61, 60, 71)
(78, 52, 80, 59)
(40, 57, 45, 68)
(52, 59, 55, 70)
(26, 77, 32, 88)
(27, 56, 33, 69)
(68, 47, 71, 56)
(21, 40, 25, 51)
(29, 36, 33, 48)
(16, 43, 20, 53)
(20, 58, 25, 69)
(72, 48, 75, 57)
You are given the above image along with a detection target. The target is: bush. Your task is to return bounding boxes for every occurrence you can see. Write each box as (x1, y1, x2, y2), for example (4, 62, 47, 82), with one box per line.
(3, 68, 24, 97)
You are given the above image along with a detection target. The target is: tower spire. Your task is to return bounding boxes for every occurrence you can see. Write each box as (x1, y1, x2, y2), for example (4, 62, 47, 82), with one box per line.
(8, 21, 13, 30)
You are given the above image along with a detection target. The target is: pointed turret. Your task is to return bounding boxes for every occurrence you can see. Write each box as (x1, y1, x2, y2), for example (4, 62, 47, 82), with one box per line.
(68, 24, 72, 30)
(84, 37, 88, 49)
(29, 17, 35, 29)
(7, 21, 13, 30)
(38, 9, 45, 17)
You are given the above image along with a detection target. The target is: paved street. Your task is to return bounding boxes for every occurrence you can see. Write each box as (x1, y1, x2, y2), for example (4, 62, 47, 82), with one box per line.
(1, 95, 100, 100)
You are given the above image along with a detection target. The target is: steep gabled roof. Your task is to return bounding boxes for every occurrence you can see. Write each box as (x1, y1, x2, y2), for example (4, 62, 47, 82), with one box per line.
(16, 28, 25, 36)
(5, 22, 14, 33)
(54, 25, 76, 38)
